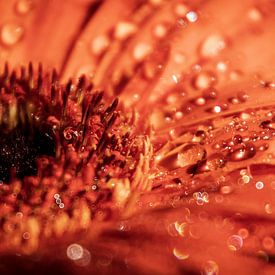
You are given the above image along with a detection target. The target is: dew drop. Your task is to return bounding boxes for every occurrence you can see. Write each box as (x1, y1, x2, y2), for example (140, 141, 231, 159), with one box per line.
(67, 244, 84, 261)
(176, 144, 206, 168)
(227, 143, 256, 162)
(158, 143, 206, 170)
(1, 22, 24, 47)
(194, 153, 227, 174)
(200, 34, 226, 58)
(255, 181, 264, 190)
(186, 11, 198, 23)
(260, 120, 275, 130)
(227, 235, 243, 251)
(203, 88, 218, 99)
(194, 97, 206, 106)
(15, 0, 33, 15)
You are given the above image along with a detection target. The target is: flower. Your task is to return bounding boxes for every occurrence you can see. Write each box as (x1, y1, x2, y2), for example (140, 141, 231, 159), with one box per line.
(0, 1, 275, 274)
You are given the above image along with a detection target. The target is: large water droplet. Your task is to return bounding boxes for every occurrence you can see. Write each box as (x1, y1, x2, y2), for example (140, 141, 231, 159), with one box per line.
(227, 143, 256, 162)
(1, 22, 24, 47)
(193, 153, 227, 174)
(158, 143, 206, 170)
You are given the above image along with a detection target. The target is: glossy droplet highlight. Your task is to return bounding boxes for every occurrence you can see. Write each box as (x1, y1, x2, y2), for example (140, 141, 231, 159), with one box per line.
(186, 11, 198, 23)
(1, 22, 24, 47)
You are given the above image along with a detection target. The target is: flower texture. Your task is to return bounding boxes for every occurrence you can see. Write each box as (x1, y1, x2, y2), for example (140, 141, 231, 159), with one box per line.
(0, 0, 275, 275)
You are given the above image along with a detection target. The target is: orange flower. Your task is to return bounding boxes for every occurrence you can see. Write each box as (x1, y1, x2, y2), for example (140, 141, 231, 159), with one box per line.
(0, 1, 275, 275)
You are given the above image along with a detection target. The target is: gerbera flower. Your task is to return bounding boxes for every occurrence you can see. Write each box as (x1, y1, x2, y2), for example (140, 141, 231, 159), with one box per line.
(0, 0, 275, 274)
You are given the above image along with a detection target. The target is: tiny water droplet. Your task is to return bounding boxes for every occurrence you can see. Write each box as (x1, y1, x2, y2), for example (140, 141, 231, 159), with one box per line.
(1, 22, 24, 47)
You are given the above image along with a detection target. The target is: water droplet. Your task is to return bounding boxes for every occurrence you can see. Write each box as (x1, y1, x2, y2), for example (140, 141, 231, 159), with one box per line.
(15, 0, 33, 15)
(201, 260, 219, 275)
(193, 97, 206, 106)
(1, 22, 24, 47)
(158, 143, 206, 170)
(200, 34, 226, 58)
(194, 153, 227, 174)
(206, 105, 222, 114)
(186, 11, 198, 23)
(67, 244, 84, 260)
(227, 235, 243, 251)
(203, 88, 218, 99)
(260, 120, 275, 130)
(255, 181, 264, 190)
(177, 144, 206, 168)
(227, 143, 256, 161)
